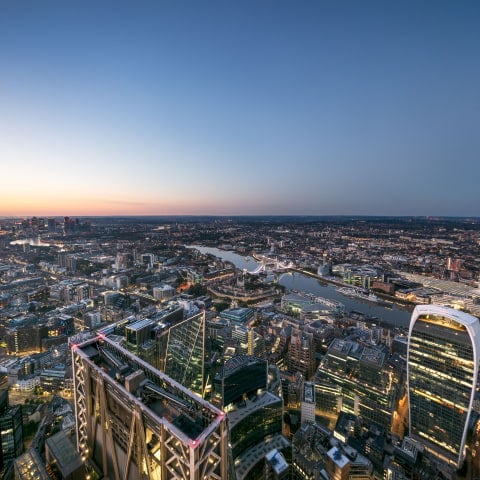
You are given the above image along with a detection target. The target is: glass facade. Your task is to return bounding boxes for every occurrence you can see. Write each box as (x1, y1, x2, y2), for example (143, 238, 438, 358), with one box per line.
(407, 308, 479, 467)
(0, 406, 23, 461)
(164, 311, 206, 397)
(230, 395, 283, 459)
(214, 356, 267, 407)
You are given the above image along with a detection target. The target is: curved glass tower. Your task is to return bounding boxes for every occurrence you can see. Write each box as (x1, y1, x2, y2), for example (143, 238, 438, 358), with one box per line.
(407, 305, 480, 467)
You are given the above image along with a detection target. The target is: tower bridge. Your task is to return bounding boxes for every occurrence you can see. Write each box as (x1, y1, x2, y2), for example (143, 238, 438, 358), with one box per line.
(247, 255, 294, 274)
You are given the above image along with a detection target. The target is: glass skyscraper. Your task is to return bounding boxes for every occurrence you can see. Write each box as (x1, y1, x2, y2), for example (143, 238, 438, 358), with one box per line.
(407, 305, 480, 467)
(164, 311, 206, 397)
(72, 333, 229, 480)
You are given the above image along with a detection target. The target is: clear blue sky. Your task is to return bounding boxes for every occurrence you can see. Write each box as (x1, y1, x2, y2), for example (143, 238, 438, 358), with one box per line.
(1, 1, 479, 216)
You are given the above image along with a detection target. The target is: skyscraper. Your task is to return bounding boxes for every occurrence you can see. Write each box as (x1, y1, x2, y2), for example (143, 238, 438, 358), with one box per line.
(213, 355, 267, 408)
(287, 327, 315, 379)
(301, 381, 315, 425)
(212, 355, 287, 479)
(407, 305, 480, 467)
(162, 311, 206, 398)
(0, 405, 23, 462)
(72, 333, 229, 480)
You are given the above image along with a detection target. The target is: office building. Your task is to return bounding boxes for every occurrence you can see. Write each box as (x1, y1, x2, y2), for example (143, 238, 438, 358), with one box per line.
(220, 308, 254, 324)
(300, 381, 315, 425)
(99, 306, 202, 392)
(72, 333, 229, 480)
(210, 354, 286, 479)
(152, 284, 175, 302)
(14, 448, 50, 480)
(45, 431, 85, 480)
(287, 328, 316, 379)
(125, 318, 156, 352)
(213, 355, 267, 408)
(0, 405, 23, 462)
(39, 368, 66, 393)
(162, 311, 206, 398)
(325, 447, 350, 480)
(315, 338, 396, 431)
(325, 445, 373, 480)
(5, 316, 47, 354)
(125, 317, 158, 367)
(265, 448, 289, 479)
(228, 391, 284, 479)
(229, 324, 265, 359)
(47, 217, 56, 233)
(407, 304, 480, 468)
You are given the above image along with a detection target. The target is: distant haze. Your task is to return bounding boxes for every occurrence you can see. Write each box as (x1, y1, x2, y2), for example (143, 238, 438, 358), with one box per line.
(1, 1, 479, 216)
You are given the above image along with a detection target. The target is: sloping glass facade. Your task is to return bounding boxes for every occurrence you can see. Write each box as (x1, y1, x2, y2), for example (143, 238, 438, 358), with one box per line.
(164, 311, 206, 397)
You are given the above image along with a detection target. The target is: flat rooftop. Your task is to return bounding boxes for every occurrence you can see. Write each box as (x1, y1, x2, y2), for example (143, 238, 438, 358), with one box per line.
(329, 338, 352, 356)
(303, 382, 314, 403)
(360, 348, 385, 367)
(74, 335, 224, 444)
(125, 317, 155, 331)
(45, 431, 83, 477)
(327, 446, 349, 469)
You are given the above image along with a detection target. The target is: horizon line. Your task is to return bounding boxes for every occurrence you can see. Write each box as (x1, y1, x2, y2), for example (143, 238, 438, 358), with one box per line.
(1, 214, 479, 220)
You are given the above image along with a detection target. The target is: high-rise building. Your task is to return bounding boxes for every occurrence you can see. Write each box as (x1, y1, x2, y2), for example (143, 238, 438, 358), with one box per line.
(99, 306, 202, 392)
(265, 448, 289, 479)
(47, 217, 56, 233)
(407, 305, 480, 467)
(162, 311, 206, 398)
(211, 355, 287, 479)
(301, 381, 315, 425)
(230, 324, 265, 358)
(213, 355, 267, 408)
(315, 338, 396, 431)
(287, 327, 315, 379)
(228, 391, 285, 479)
(57, 252, 76, 272)
(0, 405, 23, 462)
(72, 333, 229, 480)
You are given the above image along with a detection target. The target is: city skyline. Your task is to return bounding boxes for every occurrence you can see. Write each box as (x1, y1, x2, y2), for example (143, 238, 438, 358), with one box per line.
(1, 1, 479, 217)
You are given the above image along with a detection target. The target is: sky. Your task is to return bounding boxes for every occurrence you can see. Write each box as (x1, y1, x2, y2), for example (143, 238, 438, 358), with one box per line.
(1, 1, 479, 217)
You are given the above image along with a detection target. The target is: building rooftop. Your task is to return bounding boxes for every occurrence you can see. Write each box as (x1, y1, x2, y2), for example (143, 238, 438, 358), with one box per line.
(125, 317, 155, 332)
(303, 382, 314, 404)
(327, 446, 349, 469)
(45, 431, 84, 477)
(329, 338, 352, 356)
(220, 354, 265, 377)
(14, 448, 50, 480)
(73, 334, 225, 445)
(360, 348, 385, 368)
(234, 434, 290, 480)
(412, 304, 480, 329)
(265, 448, 289, 475)
(227, 391, 281, 426)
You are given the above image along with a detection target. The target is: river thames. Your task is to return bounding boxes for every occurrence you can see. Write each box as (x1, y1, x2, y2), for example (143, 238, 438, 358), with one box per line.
(188, 245, 413, 329)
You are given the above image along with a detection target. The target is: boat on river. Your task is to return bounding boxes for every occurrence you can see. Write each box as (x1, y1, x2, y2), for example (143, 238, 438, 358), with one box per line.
(336, 286, 391, 306)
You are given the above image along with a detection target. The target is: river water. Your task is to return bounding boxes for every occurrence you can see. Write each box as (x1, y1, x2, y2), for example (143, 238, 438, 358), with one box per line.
(10, 237, 51, 247)
(188, 245, 412, 329)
